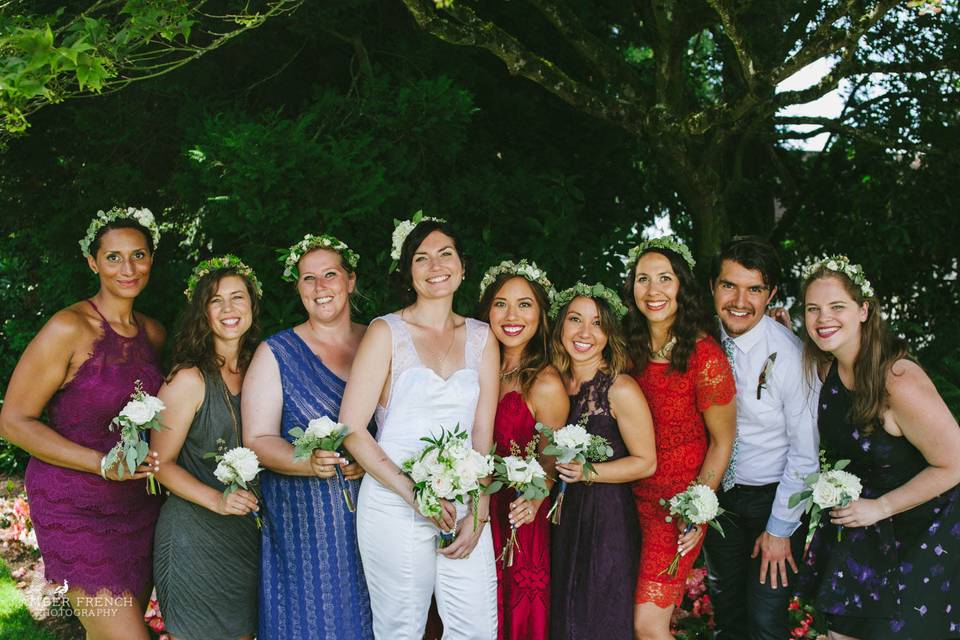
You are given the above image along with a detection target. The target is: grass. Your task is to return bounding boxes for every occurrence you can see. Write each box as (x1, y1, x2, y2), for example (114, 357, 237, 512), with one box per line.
(0, 557, 58, 640)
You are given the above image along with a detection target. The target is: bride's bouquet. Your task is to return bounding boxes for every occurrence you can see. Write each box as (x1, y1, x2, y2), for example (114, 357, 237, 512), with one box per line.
(402, 425, 494, 548)
(789, 456, 862, 541)
(484, 439, 549, 567)
(659, 482, 725, 576)
(101, 380, 165, 494)
(205, 439, 264, 529)
(289, 416, 355, 512)
(536, 422, 612, 524)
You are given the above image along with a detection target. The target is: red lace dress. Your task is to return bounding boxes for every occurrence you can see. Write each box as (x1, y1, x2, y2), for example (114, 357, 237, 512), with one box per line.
(489, 392, 550, 640)
(631, 337, 734, 607)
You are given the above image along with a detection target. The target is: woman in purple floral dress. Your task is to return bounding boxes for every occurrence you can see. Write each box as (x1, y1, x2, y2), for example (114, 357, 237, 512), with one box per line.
(0, 209, 166, 640)
(799, 256, 960, 639)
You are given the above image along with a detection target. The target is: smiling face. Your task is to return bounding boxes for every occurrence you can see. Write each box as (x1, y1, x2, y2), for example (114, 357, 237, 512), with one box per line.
(803, 276, 868, 359)
(87, 227, 153, 299)
(488, 276, 541, 350)
(632, 251, 679, 329)
(712, 259, 776, 337)
(206, 274, 253, 343)
(297, 248, 355, 323)
(560, 296, 608, 367)
(410, 230, 464, 300)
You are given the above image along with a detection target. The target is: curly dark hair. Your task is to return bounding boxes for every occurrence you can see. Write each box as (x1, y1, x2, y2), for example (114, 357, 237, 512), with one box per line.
(622, 247, 714, 374)
(89, 220, 154, 256)
(477, 273, 553, 394)
(392, 219, 466, 305)
(168, 268, 261, 380)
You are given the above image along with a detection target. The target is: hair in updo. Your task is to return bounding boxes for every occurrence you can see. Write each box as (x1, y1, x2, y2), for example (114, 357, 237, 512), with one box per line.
(393, 219, 466, 304)
(89, 220, 155, 256)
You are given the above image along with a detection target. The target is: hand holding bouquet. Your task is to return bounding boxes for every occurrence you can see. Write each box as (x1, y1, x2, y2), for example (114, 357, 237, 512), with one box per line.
(659, 482, 725, 576)
(536, 422, 613, 524)
(402, 425, 494, 548)
(289, 416, 355, 512)
(788, 456, 862, 541)
(101, 380, 166, 494)
(205, 440, 265, 529)
(484, 439, 549, 567)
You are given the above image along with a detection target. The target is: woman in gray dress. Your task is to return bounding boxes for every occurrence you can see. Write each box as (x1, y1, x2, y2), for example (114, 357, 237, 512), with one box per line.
(152, 256, 263, 639)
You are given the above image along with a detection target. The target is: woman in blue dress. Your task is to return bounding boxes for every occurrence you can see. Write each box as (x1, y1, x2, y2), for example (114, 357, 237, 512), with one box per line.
(242, 234, 373, 639)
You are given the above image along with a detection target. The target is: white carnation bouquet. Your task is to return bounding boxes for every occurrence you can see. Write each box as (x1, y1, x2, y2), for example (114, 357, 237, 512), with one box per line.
(101, 379, 166, 494)
(789, 455, 862, 541)
(205, 439, 264, 529)
(536, 422, 613, 524)
(288, 416, 355, 512)
(659, 482, 725, 576)
(483, 438, 549, 567)
(401, 425, 494, 548)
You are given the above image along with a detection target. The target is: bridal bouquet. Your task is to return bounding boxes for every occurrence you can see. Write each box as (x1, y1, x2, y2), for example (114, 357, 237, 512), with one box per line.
(289, 416, 355, 512)
(659, 483, 725, 576)
(788, 456, 862, 541)
(101, 380, 165, 494)
(484, 439, 550, 567)
(536, 422, 613, 524)
(402, 425, 494, 548)
(205, 440, 264, 529)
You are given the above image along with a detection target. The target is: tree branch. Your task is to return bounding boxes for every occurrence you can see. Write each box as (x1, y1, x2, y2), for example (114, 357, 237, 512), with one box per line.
(705, 0, 757, 88)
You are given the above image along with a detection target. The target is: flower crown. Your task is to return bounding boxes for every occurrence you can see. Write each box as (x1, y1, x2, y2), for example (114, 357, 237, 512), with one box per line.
(478, 259, 555, 302)
(391, 210, 447, 261)
(280, 234, 359, 282)
(549, 282, 629, 320)
(801, 254, 874, 298)
(79, 206, 160, 257)
(627, 235, 696, 270)
(185, 254, 263, 300)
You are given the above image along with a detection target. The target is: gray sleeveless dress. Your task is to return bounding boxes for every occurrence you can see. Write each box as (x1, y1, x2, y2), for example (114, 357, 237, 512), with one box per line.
(154, 372, 260, 639)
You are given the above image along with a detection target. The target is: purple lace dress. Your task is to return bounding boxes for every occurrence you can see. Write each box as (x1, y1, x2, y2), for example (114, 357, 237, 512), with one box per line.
(24, 300, 164, 597)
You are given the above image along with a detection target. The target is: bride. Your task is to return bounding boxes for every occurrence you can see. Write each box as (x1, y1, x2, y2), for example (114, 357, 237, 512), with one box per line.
(338, 215, 499, 639)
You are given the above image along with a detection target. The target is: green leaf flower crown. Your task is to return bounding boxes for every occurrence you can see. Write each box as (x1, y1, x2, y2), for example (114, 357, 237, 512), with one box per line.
(280, 234, 359, 282)
(627, 235, 696, 270)
(184, 254, 263, 301)
(478, 259, 556, 302)
(801, 254, 874, 298)
(391, 210, 447, 262)
(549, 282, 629, 320)
(79, 206, 161, 257)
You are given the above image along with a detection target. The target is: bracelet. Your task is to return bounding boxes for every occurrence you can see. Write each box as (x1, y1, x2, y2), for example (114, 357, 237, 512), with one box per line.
(99, 455, 110, 480)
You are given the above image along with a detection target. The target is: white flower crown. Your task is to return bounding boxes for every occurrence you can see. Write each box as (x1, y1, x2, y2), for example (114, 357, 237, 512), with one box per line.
(549, 282, 629, 320)
(801, 254, 874, 298)
(478, 259, 555, 301)
(184, 254, 262, 300)
(79, 207, 160, 257)
(391, 210, 447, 261)
(627, 235, 696, 270)
(280, 234, 359, 282)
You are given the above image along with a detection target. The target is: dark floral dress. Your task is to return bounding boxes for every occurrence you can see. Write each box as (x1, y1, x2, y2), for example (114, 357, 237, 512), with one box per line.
(800, 361, 960, 639)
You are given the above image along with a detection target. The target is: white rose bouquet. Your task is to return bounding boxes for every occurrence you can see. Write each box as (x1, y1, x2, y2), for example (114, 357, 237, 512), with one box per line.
(401, 424, 494, 548)
(536, 422, 613, 524)
(659, 482, 725, 576)
(288, 416, 355, 512)
(101, 380, 166, 494)
(484, 439, 549, 567)
(788, 456, 862, 541)
(205, 439, 264, 529)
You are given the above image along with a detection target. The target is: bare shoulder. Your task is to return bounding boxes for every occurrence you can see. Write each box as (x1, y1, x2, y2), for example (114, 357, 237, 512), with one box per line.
(531, 365, 566, 398)
(886, 359, 935, 402)
(164, 365, 205, 400)
(42, 305, 94, 342)
(137, 313, 166, 352)
(609, 373, 644, 401)
(363, 317, 393, 343)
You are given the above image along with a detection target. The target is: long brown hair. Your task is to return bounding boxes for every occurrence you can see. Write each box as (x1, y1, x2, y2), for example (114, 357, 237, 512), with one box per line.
(801, 270, 910, 434)
(477, 273, 552, 394)
(169, 269, 262, 380)
(550, 295, 630, 378)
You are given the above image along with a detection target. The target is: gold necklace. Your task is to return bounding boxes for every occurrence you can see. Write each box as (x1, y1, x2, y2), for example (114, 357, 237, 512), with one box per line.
(219, 373, 241, 447)
(651, 336, 677, 361)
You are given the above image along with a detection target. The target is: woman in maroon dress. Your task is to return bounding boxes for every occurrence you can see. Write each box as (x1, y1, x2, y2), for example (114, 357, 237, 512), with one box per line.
(623, 237, 736, 640)
(0, 208, 165, 639)
(477, 260, 568, 640)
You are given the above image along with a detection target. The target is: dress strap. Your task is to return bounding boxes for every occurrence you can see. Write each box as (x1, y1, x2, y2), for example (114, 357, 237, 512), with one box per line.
(464, 318, 489, 371)
(87, 299, 108, 322)
(86, 299, 141, 331)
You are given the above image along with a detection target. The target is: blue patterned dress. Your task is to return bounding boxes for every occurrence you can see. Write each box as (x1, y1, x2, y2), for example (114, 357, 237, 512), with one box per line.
(800, 360, 960, 639)
(258, 329, 374, 640)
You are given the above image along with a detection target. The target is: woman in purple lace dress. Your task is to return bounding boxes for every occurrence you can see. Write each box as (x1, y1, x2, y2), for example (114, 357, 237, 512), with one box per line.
(0, 209, 166, 639)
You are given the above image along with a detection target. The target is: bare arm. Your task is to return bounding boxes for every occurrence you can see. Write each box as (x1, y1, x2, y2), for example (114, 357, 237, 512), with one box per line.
(530, 366, 569, 485)
(698, 400, 737, 490)
(596, 375, 657, 483)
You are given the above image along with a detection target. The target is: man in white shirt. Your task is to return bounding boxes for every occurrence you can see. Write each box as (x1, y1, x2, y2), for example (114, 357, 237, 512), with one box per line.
(704, 237, 819, 640)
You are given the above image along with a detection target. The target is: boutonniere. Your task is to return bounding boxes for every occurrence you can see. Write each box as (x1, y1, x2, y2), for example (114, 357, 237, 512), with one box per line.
(757, 352, 777, 399)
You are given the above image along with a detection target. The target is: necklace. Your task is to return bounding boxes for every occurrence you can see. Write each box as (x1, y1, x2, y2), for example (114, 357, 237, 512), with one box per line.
(651, 335, 677, 361)
(402, 308, 458, 368)
(219, 373, 241, 447)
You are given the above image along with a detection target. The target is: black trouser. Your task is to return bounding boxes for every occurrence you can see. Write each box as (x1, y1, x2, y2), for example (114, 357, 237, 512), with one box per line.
(703, 484, 807, 640)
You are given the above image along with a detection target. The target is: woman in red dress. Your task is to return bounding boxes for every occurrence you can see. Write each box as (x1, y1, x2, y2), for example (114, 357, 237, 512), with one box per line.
(623, 237, 737, 640)
(477, 260, 568, 640)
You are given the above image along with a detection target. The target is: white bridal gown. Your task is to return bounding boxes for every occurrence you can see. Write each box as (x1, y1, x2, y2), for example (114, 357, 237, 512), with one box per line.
(357, 313, 498, 640)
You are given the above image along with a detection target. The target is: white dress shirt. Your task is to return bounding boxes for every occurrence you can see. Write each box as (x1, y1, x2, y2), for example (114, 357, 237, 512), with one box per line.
(721, 315, 820, 537)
